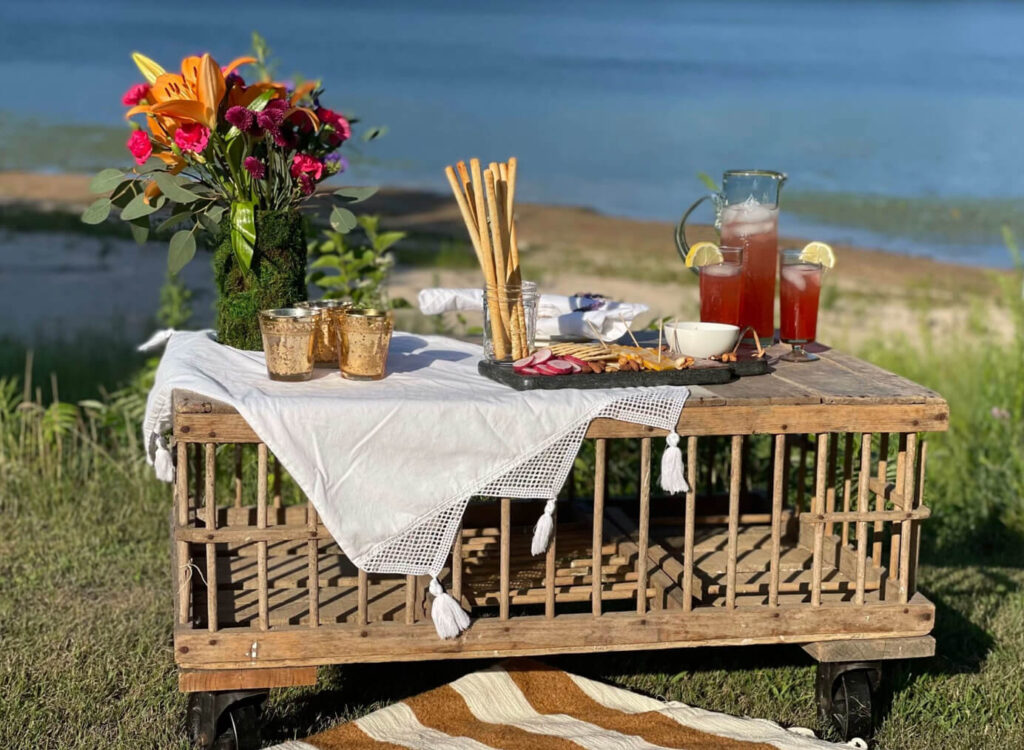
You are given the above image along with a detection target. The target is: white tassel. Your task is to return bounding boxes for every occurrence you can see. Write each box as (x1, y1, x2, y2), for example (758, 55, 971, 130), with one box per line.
(153, 435, 175, 483)
(659, 431, 689, 494)
(531, 499, 556, 556)
(137, 328, 175, 352)
(429, 576, 470, 639)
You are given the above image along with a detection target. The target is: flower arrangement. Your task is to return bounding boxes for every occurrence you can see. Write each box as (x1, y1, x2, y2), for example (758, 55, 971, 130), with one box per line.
(83, 50, 370, 274)
(83, 43, 382, 348)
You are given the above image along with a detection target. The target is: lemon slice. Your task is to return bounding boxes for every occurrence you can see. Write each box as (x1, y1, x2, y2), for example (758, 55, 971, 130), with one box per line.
(799, 241, 836, 268)
(685, 241, 724, 268)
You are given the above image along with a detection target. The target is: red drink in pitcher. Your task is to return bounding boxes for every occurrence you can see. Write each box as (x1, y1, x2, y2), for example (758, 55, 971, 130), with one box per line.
(698, 246, 743, 326)
(720, 201, 779, 341)
(780, 262, 822, 342)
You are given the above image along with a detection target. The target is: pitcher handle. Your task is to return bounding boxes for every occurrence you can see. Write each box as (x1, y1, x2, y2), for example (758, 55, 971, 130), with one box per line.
(675, 194, 712, 265)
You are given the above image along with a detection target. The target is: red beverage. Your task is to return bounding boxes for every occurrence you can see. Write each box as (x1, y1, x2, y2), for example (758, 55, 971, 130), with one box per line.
(720, 202, 778, 341)
(699, 262, 742, 326)
(780, 263, 822, 342)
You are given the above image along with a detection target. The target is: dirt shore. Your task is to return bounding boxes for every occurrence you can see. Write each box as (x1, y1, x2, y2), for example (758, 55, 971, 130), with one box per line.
(0, 171, 1011, 348)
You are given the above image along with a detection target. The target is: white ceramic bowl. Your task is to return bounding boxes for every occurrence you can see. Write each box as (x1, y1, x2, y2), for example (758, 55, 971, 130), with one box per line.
(665, 321, 739, 359)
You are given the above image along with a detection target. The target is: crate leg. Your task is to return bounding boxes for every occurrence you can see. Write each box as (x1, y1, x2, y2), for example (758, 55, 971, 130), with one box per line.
(187, 689, 266, 750)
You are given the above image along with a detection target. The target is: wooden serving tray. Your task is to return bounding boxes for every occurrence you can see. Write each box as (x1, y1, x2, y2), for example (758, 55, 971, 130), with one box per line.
(478, 357, 769, 391)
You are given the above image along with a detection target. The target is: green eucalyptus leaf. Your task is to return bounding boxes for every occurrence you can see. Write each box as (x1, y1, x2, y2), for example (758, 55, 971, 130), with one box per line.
(89, 169, 125, 193)
(128, 216, 150, 245)
(110, 180, 138, 209)
(135, 159, 165, 174)
(168, 229, 197, 274)
(230, 201, 256, 271)
(316, 275, 350, 289)
(362, 126, 388, 142)
(374, 231, 405, 252)
(309, 255, 343, 270)
(199, 213, 221, 236)
(333, 186, 378, 204)
(206, 205, 226, 224)
(329, 206, 357, 233)
(121, 192, 162, 221)
(152, 173, 200, 204)
(80, 198, 112, 225)
(155, 207, 194, 234)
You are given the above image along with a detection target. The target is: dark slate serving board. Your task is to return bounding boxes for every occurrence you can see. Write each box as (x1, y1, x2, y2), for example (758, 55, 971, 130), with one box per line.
(478, 357, 769, 391)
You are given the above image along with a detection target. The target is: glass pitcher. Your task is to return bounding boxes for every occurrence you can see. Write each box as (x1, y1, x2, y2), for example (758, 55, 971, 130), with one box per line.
(676, 170, 786, 343)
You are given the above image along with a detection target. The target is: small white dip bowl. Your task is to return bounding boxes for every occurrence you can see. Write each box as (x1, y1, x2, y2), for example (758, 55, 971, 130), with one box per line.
(665, 321, 740, 359)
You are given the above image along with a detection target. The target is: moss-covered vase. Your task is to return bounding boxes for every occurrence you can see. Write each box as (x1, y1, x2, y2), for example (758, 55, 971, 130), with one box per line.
(213, 209, 308, 350)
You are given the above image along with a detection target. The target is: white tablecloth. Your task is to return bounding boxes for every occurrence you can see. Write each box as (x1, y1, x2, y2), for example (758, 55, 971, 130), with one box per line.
(143, 331, 688, 577)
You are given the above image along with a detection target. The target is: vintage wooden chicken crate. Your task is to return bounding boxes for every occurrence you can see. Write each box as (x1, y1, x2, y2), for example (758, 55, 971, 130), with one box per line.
(168, 349, 947, 748)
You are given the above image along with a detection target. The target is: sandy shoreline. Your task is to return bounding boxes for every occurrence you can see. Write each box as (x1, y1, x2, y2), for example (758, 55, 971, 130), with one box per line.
(0, 171, 1012, 349)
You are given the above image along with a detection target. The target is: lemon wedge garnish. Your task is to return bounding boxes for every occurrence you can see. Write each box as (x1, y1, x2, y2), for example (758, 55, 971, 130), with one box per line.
(799, 241, 836, 269)
(685, 241, 724, 268)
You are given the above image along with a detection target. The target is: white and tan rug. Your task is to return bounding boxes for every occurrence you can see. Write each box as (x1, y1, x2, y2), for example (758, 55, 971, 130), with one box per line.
(270, 660, 860, 749)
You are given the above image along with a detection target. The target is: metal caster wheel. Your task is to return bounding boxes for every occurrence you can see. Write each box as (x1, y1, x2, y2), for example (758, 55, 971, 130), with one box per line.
(816, 661, 881, 742)
(187, 690, 266, 750)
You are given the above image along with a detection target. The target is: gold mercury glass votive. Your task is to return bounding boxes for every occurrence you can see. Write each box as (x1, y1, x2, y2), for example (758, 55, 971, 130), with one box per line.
(259, 308, 319, 382)
(296, 299, 352, 366)
(337, 308, 393, 381)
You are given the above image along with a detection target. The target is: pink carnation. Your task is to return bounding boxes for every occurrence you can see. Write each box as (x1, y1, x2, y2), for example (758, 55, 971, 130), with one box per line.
(121, 83, 150, 106)
(243, 156, 266, 180)
(174, 123, 210, 153)
(315, 107, 351, 146)
(126, 130, 152, 165)
(290, 153, 324, 181)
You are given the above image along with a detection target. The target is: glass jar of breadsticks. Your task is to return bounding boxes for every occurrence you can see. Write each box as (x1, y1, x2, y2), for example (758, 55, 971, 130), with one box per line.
(444, 156, 536, 362)
(483, 281, 539, 363)
(296, 299, 351, 366)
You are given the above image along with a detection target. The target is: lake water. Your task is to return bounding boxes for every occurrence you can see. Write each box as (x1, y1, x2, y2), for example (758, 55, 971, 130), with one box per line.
(2, 0, 1024, 266)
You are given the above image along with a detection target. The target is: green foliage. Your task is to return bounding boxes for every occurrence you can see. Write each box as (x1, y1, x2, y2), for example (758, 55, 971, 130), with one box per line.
(214, 210, 308, 350)
(157, 273, 194, 330)
(308, 215, 406, 309)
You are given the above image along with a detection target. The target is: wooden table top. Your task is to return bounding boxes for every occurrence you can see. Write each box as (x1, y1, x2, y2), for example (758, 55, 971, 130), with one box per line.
(172, 345, 948, 440)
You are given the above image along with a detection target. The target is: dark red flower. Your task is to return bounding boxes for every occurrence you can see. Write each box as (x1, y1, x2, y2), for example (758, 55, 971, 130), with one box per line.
(225, 106, 255, 132)
(121, 83, 150, 106)
(126, 130, 152, 165)
(315, 107, 351, 146)
(290, 153, 324, 180)
(243, 156, 266, 179)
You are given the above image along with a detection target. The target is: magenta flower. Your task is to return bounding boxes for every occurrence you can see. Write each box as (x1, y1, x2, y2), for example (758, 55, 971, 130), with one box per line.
(315, 107, 351, 146)
(225, 106, 255, 132)
(121, 83, 150, 106)
(290, 153, 324, 181)
(256, 99, 288, 131)
(173, 123, 210, 154)
(298, 173, 315, 195)
(126, 130, 152, 165)
(243, 156, 266, 180)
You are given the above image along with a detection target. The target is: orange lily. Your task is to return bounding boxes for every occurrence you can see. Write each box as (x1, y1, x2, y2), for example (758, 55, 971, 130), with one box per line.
(127, 53, 256, 129)
(228, 81, 287, 109)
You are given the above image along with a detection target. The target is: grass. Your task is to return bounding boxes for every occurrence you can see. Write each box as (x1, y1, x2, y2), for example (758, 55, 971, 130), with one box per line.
(2, 270, 1024, 748)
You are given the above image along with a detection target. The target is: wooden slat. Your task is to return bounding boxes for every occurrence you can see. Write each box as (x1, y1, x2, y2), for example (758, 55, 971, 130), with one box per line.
(725, 435, 742, 610)
(256, 444, 269, 630)
(545, 504, 557, 618)
(179, 666, 318, 693)
(592, 438, 607, 617)
(825, 434, 838, 537)
(799, 508, 930, 523)
(204, 443, 218, 631)
(840, 433, 854, 545)
(405, 576, 416, 625)
(889, 434, 907, 581)
(175, 440, 190, 625)
(909, 441, 927, 594)
(803, 635, 935, 663)
(769, 434, 785, 607)
(233, 444, 243, 508)
(452, 522, 463, 603)
(817, 351, 945, 403)
(773, 354, 942, 405)
(272, 456, 283, 509)
(357, 569, 368, 625)
(307, 502, 319, 628)
(500, 497, 511, 620)
(811, 434, 828, 607)
(174, 594, 936, 669)
(797, 433, 808, 515)
(683, 436, 697, 612)
(899, 433, 917, 603)
(873, 433, 889, 568)
(636, 437, 651, 614)
(176, 402, 950, 444)
(855, 433, 871, 605)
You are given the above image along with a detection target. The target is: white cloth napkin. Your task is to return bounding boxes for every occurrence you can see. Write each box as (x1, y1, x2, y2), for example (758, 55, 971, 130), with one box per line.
(417, 288, 649, 342)
(143, 331, 688, 580)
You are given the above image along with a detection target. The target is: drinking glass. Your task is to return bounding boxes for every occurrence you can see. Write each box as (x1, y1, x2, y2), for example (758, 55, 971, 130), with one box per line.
(337, 308, 393, 380)
(296, 299, 352, 366)
(259, 308, 318, 381)
(698, 246, 743, 326)
(779, 249, 824, 362)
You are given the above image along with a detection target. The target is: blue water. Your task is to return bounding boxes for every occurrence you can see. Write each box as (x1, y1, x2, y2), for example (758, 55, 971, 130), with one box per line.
(3, 0, 1024, 265)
